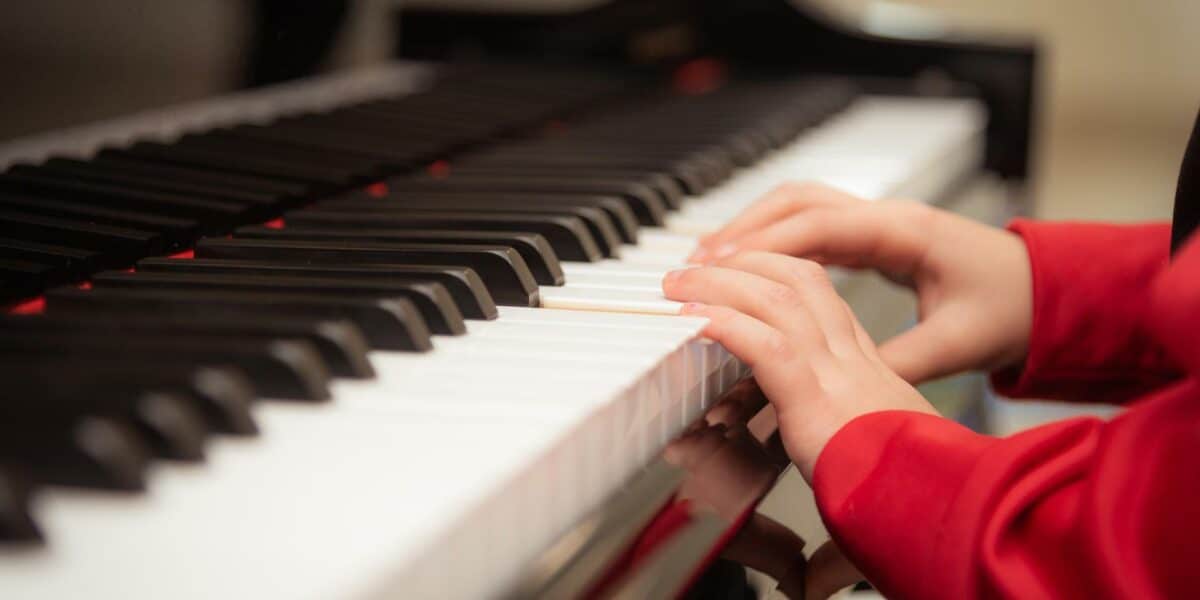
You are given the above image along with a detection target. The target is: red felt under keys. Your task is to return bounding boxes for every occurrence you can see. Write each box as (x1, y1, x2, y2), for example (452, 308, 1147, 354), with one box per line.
(9, 296, 45, 315)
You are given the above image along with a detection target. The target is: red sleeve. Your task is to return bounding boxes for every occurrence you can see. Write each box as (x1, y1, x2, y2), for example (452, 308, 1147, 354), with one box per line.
(812, 389, 1200, 599)
(991, 220, 1182, 403)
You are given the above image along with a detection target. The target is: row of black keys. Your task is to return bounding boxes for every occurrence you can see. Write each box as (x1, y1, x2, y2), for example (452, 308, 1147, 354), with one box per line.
(0, 76, 852, 302)
(0, 65, 647, 302)
(0, 75, 858, 542)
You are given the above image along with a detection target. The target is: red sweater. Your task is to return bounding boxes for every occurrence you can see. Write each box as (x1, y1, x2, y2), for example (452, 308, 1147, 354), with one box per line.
(812, 220, 1200, 599)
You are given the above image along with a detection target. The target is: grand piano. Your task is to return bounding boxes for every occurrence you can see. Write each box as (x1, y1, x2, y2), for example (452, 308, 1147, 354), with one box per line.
(0, 1, 1037, 597)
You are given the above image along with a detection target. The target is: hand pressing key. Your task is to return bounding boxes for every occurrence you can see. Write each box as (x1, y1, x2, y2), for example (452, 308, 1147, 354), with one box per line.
(662, 250, 935, 480)
(686, 181, 1032, 385)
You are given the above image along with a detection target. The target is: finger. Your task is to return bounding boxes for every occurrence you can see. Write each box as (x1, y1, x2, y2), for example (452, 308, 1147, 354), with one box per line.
(689, 181, 858, 262)
(712, 252, 859, 356)
(707, 379, 767, 427)
(805, 540, 863, 600)
(726, 203, 933, 278)
(679, 304, 806, 385)
(663, 424, 727, 468)
(665, 266, 826, 352)
(876, 308, 972, 384)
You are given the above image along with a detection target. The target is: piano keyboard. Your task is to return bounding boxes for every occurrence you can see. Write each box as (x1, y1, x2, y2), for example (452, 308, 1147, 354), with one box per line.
(0, 63, 984, 598)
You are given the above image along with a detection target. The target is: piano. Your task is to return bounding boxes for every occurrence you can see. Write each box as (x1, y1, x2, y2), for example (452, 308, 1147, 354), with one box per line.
(0, 1, 1036, 597)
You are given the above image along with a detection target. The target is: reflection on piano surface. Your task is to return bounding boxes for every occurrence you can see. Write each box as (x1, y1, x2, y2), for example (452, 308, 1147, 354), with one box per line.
(0, 1, 1035, 597)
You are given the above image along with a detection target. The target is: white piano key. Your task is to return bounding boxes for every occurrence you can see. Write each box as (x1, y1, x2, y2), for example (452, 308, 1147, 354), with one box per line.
(0, 405, 558, 600)
(539, 286, 684, 315)
(563, 258, 689, 274)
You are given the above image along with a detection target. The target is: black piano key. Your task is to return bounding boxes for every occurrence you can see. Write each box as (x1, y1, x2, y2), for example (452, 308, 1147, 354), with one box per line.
(0, 209, 164, 260)
(239, 225, 565, 286)
(216, 125, 427, 168)
(285, 209, 602, 263)
(0, 326, 333, 402)
(0, 258, 54, 279)
(1, 312, 373, 382)
(457, 152, 713, 195)
(438, 165, 686, 210)
(476, 145, 733, 189)
(92, 270, 466, 337)
(0, 237, 101, 273)
(45, 286, 433, 353)
(0, 414, 151, 491)
(135, 258, 498, 320)
(0, 465, 40, 543)
(25, 159, 281, 208)
(0, 274, 54, 305)
(119, 141, 349, 187)
(0, 365, 207, 462)
(0, 353, 258, 435)
(562, 128, 765, 166)
(196, 237, 540, 307)
(6, 360, 256, 437)
(90, 151, 311, 199)
(279, 110, 472, 142)
(179, 133, 385, 174)
(0, 263, 55, 305)
(0, 193, 202, 244)
(0, 171, 249, 224)
(382, 176, 668, 226)
(318, 192, 631, 253)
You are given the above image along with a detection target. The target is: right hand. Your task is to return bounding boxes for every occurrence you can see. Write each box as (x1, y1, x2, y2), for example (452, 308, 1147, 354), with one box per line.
(687, 181, 1032, 384)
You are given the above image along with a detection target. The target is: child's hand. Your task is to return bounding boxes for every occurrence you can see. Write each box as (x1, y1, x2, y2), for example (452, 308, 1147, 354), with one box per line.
(663, 251, 935, 480)
(688, 182, 1032, 384)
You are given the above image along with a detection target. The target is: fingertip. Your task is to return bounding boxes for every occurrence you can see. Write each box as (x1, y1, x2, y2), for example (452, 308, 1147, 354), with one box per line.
(679, 301, 708, 316)
(687, 247, 710, 264)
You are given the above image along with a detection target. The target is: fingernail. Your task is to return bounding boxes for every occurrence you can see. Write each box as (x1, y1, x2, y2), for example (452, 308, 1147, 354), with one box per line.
(711, 243, 738, 260)
(680, 302, 706, 315)
(663, 269, 685, 285)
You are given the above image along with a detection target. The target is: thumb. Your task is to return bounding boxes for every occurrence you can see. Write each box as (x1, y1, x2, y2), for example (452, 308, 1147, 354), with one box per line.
(876, 310, 970, 385)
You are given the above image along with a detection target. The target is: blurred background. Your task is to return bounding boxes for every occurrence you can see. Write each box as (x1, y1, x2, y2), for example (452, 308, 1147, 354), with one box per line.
(862, 0, 1200, 224)
(2, 0, 1196, 220)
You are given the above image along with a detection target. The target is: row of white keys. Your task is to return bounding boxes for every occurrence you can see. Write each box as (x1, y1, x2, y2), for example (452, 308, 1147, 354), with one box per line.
(663, 96, 987, 236)
(0, 308, 743, 600)
(339, 307, 746, 597)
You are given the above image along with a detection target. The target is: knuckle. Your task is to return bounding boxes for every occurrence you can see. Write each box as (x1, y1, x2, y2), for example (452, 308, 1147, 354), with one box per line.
(789, 259, 831, 286)
(705, 305, 736, 326)
(765, 282, 803, 307)
(764, 331, 795, 360)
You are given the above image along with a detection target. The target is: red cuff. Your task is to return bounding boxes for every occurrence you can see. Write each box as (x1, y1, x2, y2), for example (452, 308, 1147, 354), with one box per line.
(990, 220, 1180, 402)
(812, 410, 995, 599)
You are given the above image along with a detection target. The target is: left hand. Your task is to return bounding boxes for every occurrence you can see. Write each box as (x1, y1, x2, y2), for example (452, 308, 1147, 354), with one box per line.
(662, 251, 937, 480)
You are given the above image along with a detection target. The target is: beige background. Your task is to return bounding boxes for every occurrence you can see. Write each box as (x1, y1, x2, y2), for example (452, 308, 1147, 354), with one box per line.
(818, 0, 1200, 221)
